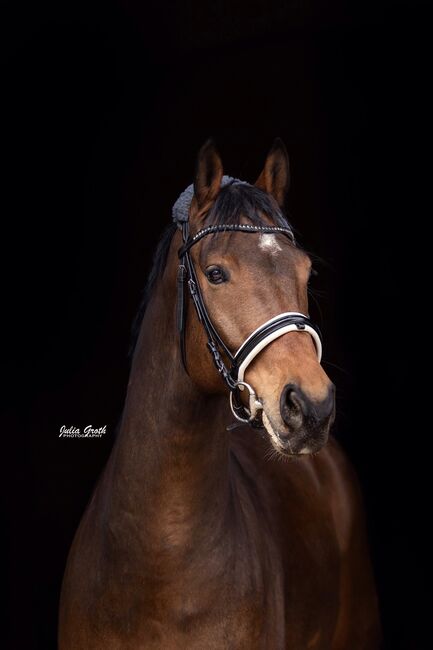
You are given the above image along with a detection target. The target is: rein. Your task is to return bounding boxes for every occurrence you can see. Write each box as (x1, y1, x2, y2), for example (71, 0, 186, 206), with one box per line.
(176, 217, 322, 426)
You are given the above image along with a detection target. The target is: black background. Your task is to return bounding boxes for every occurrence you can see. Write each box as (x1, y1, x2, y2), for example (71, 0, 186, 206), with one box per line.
(2, 1, 430, 648)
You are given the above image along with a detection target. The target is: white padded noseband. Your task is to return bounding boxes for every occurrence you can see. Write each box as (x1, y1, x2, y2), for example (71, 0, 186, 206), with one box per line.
(236, 311, 322, 383)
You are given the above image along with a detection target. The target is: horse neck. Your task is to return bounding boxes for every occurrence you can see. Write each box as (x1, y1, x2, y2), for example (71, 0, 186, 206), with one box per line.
(105, 241, 231, 556)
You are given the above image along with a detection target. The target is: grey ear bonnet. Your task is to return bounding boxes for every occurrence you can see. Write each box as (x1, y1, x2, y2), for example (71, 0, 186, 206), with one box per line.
(172, 176, 249, 227)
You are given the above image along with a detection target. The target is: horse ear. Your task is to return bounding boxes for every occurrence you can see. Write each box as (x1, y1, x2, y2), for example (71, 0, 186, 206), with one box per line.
(255, 138, 290, 207)
(193, 139, 223, 212)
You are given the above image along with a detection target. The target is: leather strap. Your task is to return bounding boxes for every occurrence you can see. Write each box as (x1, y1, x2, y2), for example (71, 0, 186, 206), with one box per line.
(178, 223, 295, 258)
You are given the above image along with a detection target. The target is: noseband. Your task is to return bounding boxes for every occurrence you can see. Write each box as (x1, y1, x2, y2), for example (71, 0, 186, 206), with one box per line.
(174, 181, 322, 426)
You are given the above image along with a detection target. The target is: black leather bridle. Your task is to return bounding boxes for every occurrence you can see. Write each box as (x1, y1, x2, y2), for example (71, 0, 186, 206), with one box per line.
(176, 218, 323, 426)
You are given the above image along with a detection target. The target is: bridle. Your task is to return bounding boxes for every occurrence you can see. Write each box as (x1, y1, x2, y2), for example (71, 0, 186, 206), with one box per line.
(174, 181, 323, 427)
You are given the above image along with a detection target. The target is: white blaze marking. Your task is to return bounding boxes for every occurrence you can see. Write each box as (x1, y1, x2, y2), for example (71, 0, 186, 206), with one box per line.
(259, 234, 282, 255)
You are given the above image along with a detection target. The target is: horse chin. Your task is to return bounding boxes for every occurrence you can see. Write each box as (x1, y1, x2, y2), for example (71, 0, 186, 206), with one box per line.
(261, 409, 327, 457)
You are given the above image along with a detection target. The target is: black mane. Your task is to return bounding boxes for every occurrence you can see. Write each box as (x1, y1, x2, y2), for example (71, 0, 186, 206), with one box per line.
(207, 181, 288, 228)
(129, 182, 290, 357)
(129, 221, 177, 357)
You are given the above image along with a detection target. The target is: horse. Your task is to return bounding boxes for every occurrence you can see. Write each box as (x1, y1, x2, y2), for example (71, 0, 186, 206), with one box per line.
(59, 139, 381, 649)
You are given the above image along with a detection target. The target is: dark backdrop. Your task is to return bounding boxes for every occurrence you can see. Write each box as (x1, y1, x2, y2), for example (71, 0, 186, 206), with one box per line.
(2, 1, 430, 649)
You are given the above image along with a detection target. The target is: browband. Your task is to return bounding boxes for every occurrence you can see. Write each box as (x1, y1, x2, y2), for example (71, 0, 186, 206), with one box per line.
(178, 223, 295, 258)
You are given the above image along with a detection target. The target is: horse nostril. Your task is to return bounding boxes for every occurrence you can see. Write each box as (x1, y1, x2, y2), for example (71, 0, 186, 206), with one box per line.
(286, 388, 303, 413)
(280, 383, 335, 432)
(280, 384, 306, 432)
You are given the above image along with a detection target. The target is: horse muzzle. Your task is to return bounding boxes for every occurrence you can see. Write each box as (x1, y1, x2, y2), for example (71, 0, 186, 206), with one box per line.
(271, 382, 336, 454)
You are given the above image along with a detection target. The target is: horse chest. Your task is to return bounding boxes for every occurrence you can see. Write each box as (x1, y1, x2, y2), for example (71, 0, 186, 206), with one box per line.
(133, 575, 285, 649)
(126, 527, 339, 650)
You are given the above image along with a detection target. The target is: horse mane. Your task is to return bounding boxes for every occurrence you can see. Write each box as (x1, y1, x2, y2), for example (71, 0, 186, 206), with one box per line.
(129, 182, 290, 357)
(129, 221, 178, 357)
(207, 181, 288, 228)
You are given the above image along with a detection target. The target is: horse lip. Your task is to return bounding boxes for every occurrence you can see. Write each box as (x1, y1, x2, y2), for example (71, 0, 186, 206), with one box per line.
(261, 409, 292, 453)
(261, 407, 327, 457)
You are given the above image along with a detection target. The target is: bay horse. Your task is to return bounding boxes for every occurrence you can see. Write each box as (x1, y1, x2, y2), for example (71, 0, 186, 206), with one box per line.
(59, 139, 381, 649)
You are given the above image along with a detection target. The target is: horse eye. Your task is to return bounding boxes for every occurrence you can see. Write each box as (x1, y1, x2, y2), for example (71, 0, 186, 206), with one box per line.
(205, 266, 227, 284)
